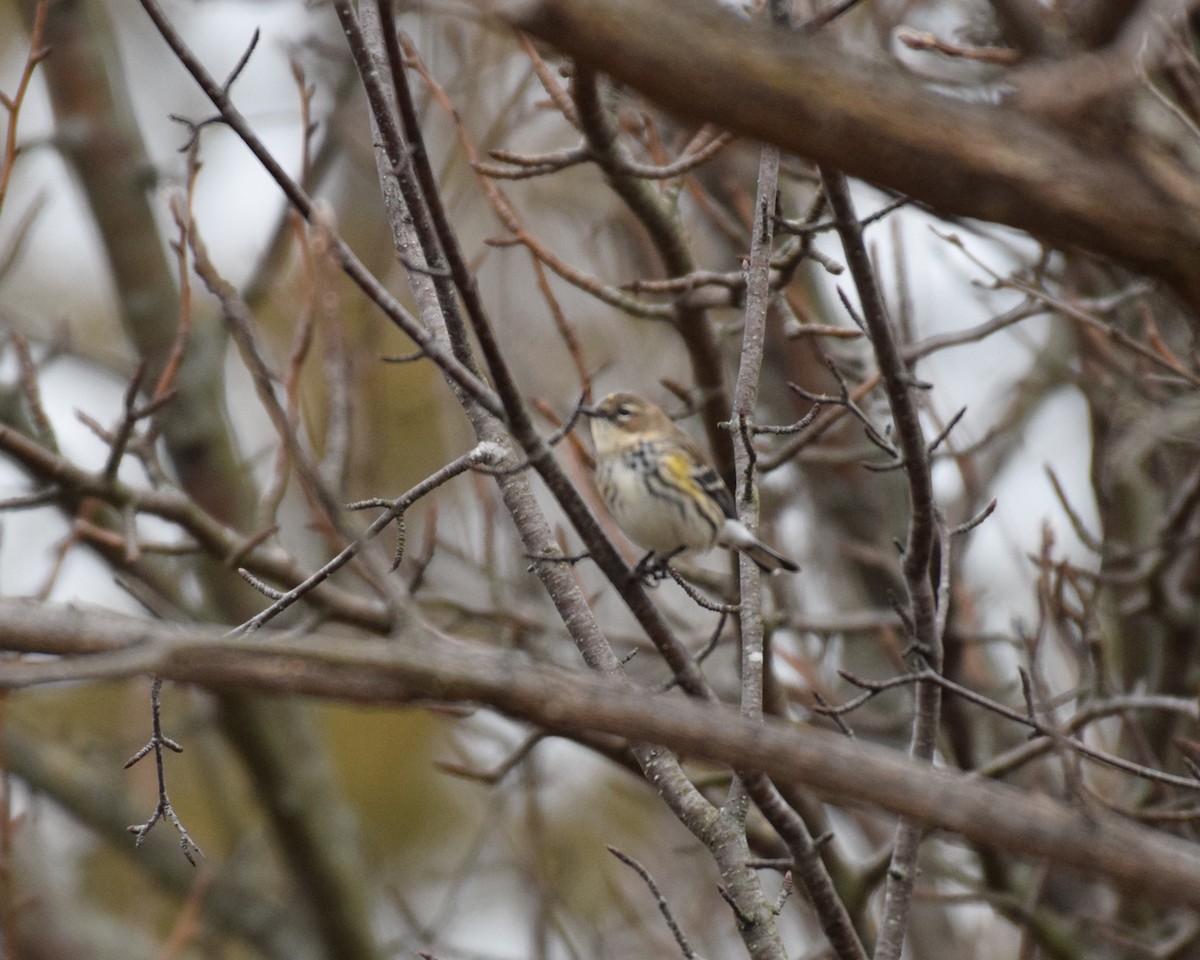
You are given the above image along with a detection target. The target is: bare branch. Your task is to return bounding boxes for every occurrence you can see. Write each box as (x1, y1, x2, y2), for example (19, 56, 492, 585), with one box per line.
(234, 442, 505, 634)
(607, 846, 697, 959)
(487, 0, 1200, 308)
(7, 602, 1200, 911)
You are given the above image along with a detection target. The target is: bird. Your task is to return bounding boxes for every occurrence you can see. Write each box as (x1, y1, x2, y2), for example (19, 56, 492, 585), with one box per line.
(582, 391, 799, 577)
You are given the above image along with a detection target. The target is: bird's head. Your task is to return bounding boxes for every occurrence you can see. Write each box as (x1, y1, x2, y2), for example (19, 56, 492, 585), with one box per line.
(581, 392, 671, 455)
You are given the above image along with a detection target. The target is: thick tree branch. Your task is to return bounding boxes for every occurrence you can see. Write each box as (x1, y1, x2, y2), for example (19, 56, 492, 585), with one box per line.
(6, 601, 1200, 911)
(487, 0, 1200, 309)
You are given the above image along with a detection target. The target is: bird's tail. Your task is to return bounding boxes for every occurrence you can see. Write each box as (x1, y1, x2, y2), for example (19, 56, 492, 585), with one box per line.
(720, 519, 800, 574)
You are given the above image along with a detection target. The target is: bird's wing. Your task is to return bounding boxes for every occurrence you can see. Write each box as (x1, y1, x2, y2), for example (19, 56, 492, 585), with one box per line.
(665, 425, 739, 520)
(692, 463, 737, 519)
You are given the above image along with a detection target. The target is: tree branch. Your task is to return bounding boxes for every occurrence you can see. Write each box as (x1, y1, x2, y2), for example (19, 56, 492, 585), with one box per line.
(486, 0, 1200, 309)
(6, 601, 1200, 911)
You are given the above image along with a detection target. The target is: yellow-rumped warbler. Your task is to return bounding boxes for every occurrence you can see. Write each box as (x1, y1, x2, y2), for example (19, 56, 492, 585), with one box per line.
(583, 391, 799, 576)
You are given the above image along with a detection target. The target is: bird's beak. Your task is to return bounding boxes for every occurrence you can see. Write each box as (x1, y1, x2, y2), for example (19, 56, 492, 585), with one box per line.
(578, 403, 602, 419)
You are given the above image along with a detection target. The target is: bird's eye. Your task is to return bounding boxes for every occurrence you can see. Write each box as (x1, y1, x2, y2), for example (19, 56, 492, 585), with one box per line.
(615, 404, 634, 422)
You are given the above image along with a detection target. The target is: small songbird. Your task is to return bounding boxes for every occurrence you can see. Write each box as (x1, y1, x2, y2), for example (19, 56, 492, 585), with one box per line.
(583, 391, 799, 576)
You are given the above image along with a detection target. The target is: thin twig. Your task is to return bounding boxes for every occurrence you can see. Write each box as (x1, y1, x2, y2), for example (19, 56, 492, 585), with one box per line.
(168, 29, 261, 151)
(234, 442, 505, 634)
(821, 668, 1200, 791)
(0, 0, 50, 214)
(608, 846, 697, 959)
(137, 0, 503, 417)
(665, 565, 739, 613)
(124, 676, 203, 864)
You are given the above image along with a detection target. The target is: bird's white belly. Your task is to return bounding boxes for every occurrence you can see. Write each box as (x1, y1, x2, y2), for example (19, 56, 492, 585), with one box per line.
(599, 458, 717, 556)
